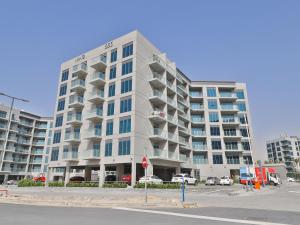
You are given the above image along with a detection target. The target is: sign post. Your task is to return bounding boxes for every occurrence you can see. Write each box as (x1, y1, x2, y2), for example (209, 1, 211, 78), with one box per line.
(142, 156, 148, 205)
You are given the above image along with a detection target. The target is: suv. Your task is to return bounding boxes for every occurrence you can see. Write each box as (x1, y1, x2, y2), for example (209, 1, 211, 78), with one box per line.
(171, 174, 198, 185)
(220, 176, 233, 185)
(205, 177, 220, 185)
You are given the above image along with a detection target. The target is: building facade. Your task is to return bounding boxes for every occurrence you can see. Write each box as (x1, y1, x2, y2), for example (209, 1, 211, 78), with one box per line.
(266, 135, 300, 172)
(0, 104, 52, 183)
(48, 30, 254, 185)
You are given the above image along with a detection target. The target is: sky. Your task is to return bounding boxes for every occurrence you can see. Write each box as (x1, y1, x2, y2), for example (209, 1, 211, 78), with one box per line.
(0, 0, 299, 160)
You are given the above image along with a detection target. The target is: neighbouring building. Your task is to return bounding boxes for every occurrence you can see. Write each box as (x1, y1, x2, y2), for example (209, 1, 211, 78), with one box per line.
(0, 104, 52, 183)
(48, 30, 254, 185)
(266, 135, 300, 173)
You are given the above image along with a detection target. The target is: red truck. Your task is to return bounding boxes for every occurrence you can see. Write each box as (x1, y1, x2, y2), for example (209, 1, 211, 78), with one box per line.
(240, 166, 281, 186)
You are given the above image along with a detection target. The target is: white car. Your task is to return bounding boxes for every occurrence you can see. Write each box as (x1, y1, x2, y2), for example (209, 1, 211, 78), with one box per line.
(171, 174, 198, 185)
(287, 177, 296, 182)
(220, 176, 234, 185)
(138, 175, 163, 184)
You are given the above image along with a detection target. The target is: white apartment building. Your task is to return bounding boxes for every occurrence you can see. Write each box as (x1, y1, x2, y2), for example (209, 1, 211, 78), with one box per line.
(0, 104, 52, 183)
(266, 135, 300, 172)
(48, 30, 254, 185)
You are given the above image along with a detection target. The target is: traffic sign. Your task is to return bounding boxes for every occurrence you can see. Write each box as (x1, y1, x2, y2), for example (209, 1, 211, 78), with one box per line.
(142, 156, 148, 169)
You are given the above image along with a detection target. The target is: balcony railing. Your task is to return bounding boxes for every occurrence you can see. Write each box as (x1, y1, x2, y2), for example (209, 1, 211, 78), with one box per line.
(220, 104, 238, 110)
(192, 130, 206, 136)
(63, 151, 79, 160)
(69, 95, 84, 105)
(65, 132, 80, 141)
(71, 79, 85, 89)
(67, 113, 82, 123)
(191, 117, 205, 123)
(152, 148, 167, 158)
(220, 92, 237, 98)
(82, 149, 100, 159)
(91, 72, 105, 80)
(73, 63, 87, 73)
(193, 158, 208, 164)
(192, 143, 207, 150)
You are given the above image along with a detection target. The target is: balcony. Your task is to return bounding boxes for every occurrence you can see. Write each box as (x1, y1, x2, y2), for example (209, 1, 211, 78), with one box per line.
(149, 128, 167, 142)
(15, 147, 30, 154)
(220, 104, 239, 112)
(85, 128, 102, 141)
(179, 138, 191, 149)
(72, 63, 88, 79)
(177, 84, 188, 96)
(0, 134, 6, 140)
(65, 132, 81, 143)
(167, 97, 176, 109)
(19, 120, 34, 127)
(178, 112, 190, 122)
(191, 117, 205, 124)
(167, 114, 177, 126)
(33, 132, 46, 138)
(223, 131, 242, 140)
(189, 91, 203, 99)
(90, 72, 106, 87)
(69, 95, 84, 109)
(149, 54, 165, 73)
(82, 149, 100, 160)
(7, 136, 17, 143)
(29, 159, 43, 164)
(90, 55, 107, 71)
(149, 90, 166, 105)
(71, 79, 86, 93)
(190, 104, 204, 112)
(179, 154, 191, 163)
(192, 144, 207, 151)
(166, 81, 176, 93)
(35, 124, 47, 129)
(222, 117, 239, 126)
(219, 92, 237, 100)
(149, 148, 168, 160)
(168, 132, 178, 143)
(88, 90, 105, 104)
(1, 166, 12, 172)
(86, 109, 103, 122)
(148, 111, 166, 123)
(13, 158, 28, 163)
(3, 157, 14, 162)
(63, 151, 79, 161)
(31, 150, 44, 155)
(178, 126, 190, 136)
(149, 73, 165, 88)
(67, 113, 82, 126)
(0, 123, 7, 130)
(191, 130, 206, 137)
(32, 141, 45, 147)
(5, 146, 15, 152)
(17, 140, 31, 146)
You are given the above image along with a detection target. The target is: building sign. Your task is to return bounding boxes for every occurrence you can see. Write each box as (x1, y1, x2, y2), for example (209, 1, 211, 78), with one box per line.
(75, 54, 86, 63)
(105, 41, 113, 49)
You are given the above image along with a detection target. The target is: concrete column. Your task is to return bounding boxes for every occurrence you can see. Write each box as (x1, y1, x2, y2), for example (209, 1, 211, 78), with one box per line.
(98, 163, 105, 188)
(116, 164, 124, 181)
(3, 174, 8, 184)
(176, 167, 181, 174)
(64, 166, 70, 187)
(131, 162, 136, 186)
(84, 167, 92, 181)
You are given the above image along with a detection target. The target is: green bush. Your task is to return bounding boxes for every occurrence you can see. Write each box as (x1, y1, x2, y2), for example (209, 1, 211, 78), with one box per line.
(134, 182, 180, 189)
(48, 181, 64, 187)
(18, 179, 44, 187)
(287, 172, 300, 181)
(66, 182, 99, 187)
(103, 182, 127, 188)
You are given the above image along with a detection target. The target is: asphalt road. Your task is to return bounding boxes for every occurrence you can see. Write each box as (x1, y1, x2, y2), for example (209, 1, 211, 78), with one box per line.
(0, 203, 299, 225)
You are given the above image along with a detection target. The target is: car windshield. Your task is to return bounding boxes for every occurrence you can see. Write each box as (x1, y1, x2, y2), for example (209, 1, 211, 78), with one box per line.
(152, 175, 160, 179)
(174, 175, 182, 177)
(207, 177, 213, 180)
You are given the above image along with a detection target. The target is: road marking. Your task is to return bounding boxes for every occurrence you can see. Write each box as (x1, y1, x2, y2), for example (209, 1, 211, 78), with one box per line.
(200, 189, 222, 194)
(288, 191, 300, 194)
(113, 207, 291, 225)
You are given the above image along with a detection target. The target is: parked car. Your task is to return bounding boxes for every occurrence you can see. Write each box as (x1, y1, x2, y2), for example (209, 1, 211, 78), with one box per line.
(69, 176, 85, 182)
(171, 174, 198, 185)
(205, 177, 220, 185)
(138, 175, 163, 184)
(220, 176, 234, 185)
(287, 177, 296, 182)
(121, 174, 132, 185)
(6, 180, 17, 185)
(105, 175, 117, 182)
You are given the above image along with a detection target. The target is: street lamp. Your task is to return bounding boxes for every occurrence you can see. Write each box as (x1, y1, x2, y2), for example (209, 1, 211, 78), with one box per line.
(0, 92, 29, 182)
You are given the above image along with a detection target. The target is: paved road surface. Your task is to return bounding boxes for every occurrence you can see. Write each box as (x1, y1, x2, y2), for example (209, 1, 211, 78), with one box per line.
(0, 203, 299, 225)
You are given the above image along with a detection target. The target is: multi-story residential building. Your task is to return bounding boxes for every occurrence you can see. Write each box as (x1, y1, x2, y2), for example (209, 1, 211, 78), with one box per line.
(0, 104, 52, 183)
(266, 135, 300, 172)
(48, 30, 254, 185)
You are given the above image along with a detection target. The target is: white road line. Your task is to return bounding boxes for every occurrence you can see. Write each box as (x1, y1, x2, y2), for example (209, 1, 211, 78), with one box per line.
(288, 191, 300, 194)
(113, 207, 291, 225)
(199, 189, 222, 194)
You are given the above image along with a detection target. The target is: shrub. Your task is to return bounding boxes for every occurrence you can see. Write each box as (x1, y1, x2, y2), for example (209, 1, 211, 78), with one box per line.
(287, 172, 300, 181)
(134, 182, 180, 189)
(18, 179, 44, 187)
(66, 181, 98, 187)
(103, 182, 127, 188)
(48, 181, 64, 187)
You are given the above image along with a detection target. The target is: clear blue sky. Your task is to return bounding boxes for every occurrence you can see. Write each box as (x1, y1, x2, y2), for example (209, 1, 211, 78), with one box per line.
(0, 1, 299, 160)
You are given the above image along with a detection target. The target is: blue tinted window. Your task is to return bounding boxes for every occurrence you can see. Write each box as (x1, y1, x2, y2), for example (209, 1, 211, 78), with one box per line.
(50, 148, 59, 161)
(236, 90, 245, 99)
(55, 115, 63, 127)
(118, 139, 130, 155)
(210, 126, 220, 136)
(122, 60, 133, 75)
(57, 99, 65, 111)
(122, 43, 133, 58)
(120, 97, 132, 113)
(209, 112, 219, 122)
(108, 83, 115, 97)
(59, 84, 67, 96)
(207, 87, 216, 97)
(107, 101, 115, 116)
(213, 154, 223, 164)
(237, 102, 246, 111)
(208, 99, 218, 109)
(106, 121, 113, 136)
(121, 79, 132, 93)
(105, 141, 113, 156)
(212, 140, 222, 150)
(109, 66, 116, 79)
(111, 49, 117, 63)
(119, 117, 131, 134)
(61, 69, 69, 82)
(53, 132, 61, 144)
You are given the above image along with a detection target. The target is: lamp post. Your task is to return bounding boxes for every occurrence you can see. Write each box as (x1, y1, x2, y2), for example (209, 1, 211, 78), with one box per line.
(0, 92, 29, 182)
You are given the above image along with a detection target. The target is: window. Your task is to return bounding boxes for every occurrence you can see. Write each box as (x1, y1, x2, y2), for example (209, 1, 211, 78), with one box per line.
(61, 69, 69, 82)
(122, 42, 133, 58)
(55, 115, 63, 127)
(50, 148, 59, 161)
(108, 83, 116, 97)
(105, 141, 113, 157)
(119, 117, 131, 134)
(213, 154, 223, 164)
(122, 60, 133, 75)
(208, 99, 218, 109)
(237, 102, 246, 111)
(239, 114, 248, 124)
(207, 87, 216, 97)
(109, 66, 116, 79)
(107, 101, 115, 116)
(212, 140, 222, 150)
(242, 141, 250, 150)
(0, 111, 7, 119)
(227, 155, 240, 164)
(59, 84, 67, 96)
(225, 141, 238, 150)
(120, 97, 132, 113)
(209, 112, 219, 122)
(240, 128, 248, 137)
(243, 156, 253, 164)
(111, 49, 117, 63)
(210, 126, 220, 136)
(121, 79, 132, 93)
(106, 120, 113, 136)
(57, 99, 65, 111)
(118, 138, 131, 155)
(53, 131, 61, 144)
(236, 90, 245, 99)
